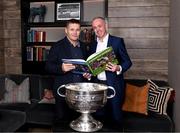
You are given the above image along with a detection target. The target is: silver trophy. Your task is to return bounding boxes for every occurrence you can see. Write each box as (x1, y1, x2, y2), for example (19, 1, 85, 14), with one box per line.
(57, 82, 116, 132)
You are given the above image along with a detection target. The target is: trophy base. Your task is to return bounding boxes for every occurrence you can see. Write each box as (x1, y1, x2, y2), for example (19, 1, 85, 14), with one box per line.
(70, 113, 103, 132)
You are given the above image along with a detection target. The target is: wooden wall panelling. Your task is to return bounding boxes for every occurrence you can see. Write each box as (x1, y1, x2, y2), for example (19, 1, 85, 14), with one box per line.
(108, 0, 170, 80)
(3, 0, 21, 74)
(108, 0, 170, 7)
(125, 69, 168, 81)
(131, 59, 168, 70)
(108, 17, 169, 28)
(108, 28, 169, 38)
(0, 1, 5, 73)
(127, 49, 168, 60)
(125, 38, 168, 49)
(108, 6, 169, 17)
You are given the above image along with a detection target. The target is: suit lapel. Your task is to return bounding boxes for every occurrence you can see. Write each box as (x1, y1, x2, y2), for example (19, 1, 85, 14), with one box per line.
(92, 41, 98, 53)
(107, 35, 112, 47)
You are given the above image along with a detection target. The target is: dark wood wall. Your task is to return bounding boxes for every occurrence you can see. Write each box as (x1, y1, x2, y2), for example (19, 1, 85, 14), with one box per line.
(0, 0, 170, 81)
(0, 0, 5, 73)
(2, 0, 21, 74)
(108, 0, 170, 81)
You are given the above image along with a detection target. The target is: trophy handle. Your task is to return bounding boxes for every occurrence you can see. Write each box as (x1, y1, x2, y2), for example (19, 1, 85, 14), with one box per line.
(57, 84, 66, 97)
(107, 86, 116, 99)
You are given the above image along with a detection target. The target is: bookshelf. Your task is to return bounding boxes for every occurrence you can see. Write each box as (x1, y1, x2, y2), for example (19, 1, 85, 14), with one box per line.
(21, 0, 107, 74)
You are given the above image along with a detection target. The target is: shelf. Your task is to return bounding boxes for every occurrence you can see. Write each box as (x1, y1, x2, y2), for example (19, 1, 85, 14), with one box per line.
(27, 21, 92, 27)
(26, 42, 54, 46)
(21, 0, 107, 75)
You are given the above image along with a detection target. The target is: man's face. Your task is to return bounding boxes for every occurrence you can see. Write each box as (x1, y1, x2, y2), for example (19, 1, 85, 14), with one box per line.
(65, 23, 80, 43)
(92, 18, 107, 39)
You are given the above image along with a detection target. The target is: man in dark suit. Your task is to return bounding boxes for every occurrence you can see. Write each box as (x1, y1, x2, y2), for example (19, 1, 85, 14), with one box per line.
(45, 19, 89, 121)
(90, 17, 132, 126)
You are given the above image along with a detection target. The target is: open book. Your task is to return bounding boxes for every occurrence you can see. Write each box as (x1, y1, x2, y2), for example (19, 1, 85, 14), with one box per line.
(62, 46, 119, 76)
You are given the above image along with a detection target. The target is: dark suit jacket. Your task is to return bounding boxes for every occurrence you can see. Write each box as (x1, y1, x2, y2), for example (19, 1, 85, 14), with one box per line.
(45, 37, 88, 119)
(89, 34, 132, 122)
(45, 37, 87, 92)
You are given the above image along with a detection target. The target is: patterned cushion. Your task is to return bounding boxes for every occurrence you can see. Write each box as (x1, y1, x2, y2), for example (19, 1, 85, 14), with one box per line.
(122, 83, 149, 115)
(0, 78, 30, 104)
(147, 79, 173, 115)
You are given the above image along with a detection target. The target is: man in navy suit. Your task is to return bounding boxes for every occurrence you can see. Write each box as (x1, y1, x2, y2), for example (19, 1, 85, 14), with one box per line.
(45, 19, 89, 121)
(90, 17, 132, 126)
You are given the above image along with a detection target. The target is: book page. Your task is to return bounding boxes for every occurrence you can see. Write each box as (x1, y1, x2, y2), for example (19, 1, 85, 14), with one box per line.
(62, 59, 90, 74)
(86, 47, 112, 61)
(86, 51, 101, 61)
(87, 47, 111, 62)
(62, 59, 86, 64)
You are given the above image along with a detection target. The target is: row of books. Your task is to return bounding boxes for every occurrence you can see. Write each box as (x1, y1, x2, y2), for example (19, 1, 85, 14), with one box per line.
(26, 46, 51, 61)
(27, 30, 46, 42)
(27, 28, 95, 43)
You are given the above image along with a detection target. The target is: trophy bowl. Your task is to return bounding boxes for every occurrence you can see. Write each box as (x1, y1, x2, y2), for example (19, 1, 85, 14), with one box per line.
(57, 82, 116, 132)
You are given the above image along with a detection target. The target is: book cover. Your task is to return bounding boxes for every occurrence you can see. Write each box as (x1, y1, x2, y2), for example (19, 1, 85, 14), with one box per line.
(62, 46, 119, 76)
(62, 59, 90, 74)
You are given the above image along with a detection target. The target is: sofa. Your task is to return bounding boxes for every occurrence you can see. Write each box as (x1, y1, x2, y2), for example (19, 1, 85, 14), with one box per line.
(122, 79, 175, 132)
(0, 74, 175, 132)
(0, 74, 55, 132)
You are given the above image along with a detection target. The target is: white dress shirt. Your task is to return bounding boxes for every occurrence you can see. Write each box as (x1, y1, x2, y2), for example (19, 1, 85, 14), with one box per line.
(96, 34, 122, 81)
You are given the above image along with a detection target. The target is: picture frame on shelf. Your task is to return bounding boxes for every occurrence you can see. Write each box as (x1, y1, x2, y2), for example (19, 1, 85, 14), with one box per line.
(56, 2, 81, 21)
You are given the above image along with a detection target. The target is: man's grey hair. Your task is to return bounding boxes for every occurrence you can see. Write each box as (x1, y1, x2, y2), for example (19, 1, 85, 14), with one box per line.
(92, 17, 108, 24)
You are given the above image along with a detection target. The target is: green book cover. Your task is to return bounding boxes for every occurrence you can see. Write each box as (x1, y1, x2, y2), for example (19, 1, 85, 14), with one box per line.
(86, 46, 119, 76)
(62, 46, 119, 76)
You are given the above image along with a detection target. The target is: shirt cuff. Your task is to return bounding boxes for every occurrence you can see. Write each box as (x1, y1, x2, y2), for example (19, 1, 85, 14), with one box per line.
(116, 65, 122, 75)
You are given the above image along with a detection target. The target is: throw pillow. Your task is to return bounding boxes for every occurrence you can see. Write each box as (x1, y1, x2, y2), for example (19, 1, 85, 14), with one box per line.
(0, 77, 30, 104)
(122, 83, 149, 115)
(147, 79, 174, 115)
(39, 89, 55, 104)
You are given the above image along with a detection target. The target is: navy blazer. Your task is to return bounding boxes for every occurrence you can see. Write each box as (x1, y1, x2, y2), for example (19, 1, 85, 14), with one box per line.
(89, 35, 132, 122)
(45, 37, 88, 120)
(45, 37, 87, 92)
(89, 34, 132, 88)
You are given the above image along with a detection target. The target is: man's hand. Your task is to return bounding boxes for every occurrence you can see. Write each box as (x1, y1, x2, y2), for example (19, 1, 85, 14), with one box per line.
(83, 73, 92, 80)
(106, 62, 120, 72)
(62, 63, 75, 72)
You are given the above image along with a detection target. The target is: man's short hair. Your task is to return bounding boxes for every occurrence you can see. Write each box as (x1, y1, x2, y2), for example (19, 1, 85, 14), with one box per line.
(92, 17, 108, 24)
(92, 17, 105, 21)
(66, 19, 80, 27)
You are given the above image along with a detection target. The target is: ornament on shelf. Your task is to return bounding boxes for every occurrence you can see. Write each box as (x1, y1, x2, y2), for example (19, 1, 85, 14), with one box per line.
(29, 5, 47, 23)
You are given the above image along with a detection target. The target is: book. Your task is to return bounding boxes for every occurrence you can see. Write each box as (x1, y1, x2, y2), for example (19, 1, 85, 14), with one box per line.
(62, 46, 119, 76)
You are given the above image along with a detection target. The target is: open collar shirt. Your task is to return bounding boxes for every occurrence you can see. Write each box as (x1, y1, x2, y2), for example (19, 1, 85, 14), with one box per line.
(96, 34, 109, 81)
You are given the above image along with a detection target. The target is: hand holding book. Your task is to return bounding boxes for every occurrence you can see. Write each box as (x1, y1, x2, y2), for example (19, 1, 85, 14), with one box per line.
(106, 62, 120, 72)
(62, 46, 119, 76)
(62, 62, 76, 73)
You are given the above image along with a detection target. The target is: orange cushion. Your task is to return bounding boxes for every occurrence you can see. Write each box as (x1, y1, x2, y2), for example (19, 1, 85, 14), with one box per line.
(122, 83, 149, 115)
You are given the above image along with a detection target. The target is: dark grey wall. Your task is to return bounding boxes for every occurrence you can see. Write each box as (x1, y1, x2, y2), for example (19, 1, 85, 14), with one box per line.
(169, 0, 180, 131)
